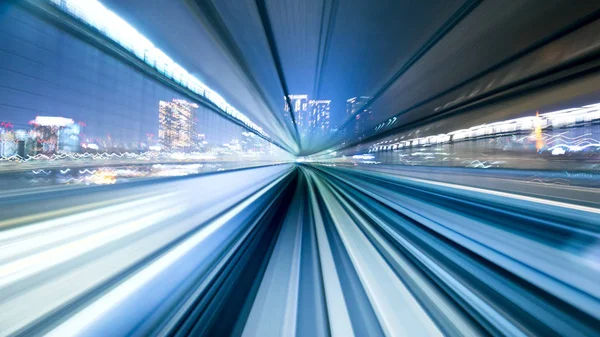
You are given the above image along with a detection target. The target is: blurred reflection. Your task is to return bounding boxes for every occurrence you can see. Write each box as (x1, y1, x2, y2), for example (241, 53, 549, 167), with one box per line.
(0, 161, 284, 192)
(0, 4, 292, 187)
(313, 102, 600, 173)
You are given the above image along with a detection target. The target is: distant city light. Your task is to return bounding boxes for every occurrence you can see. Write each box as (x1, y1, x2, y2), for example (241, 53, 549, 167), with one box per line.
(31, 116, 74, 127)
(158, 99, 198, 151)
(370, 102, 600, 152)
(285, 95, 332, 135)
(352, 154, 375, 160)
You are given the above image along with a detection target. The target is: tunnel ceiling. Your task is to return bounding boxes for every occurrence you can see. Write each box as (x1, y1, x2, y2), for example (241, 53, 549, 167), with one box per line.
(100, 0, 600, 155)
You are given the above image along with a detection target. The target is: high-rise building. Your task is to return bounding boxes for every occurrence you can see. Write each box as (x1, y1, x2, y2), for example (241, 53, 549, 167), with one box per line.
(30, 116, 80, 154)
(347, 96, 373, 138)
(241, 131, 266, 153)
(284, 95, 309, 128)
(309, 100, 331, 136)
(346, 96, 369, 115)
(0, 123, 15, 157)
(159, 99, 199, 152)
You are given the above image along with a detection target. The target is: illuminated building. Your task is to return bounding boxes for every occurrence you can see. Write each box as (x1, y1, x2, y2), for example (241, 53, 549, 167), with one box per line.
(196, 133, 208, 152)
(30, 116, 80, 154)
(241, 131, 266, 153)
(284, 95, 309, 128)
(158, 99, 199, 152)
(309, 100, 331, 136)
(347, 96, 373, 138)
(0, 122, 15, 157)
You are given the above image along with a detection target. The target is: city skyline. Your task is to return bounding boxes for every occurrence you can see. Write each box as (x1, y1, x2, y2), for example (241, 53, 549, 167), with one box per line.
(284, 95, 309, 129)
(158, 99, 199, 152)
(285, 94, 332, 136)
(308, 100, 332, 136)
(347, 96, 373, 139)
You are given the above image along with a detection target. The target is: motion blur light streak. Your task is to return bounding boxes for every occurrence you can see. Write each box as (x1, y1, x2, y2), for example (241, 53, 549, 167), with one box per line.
(0, 165, 294, 336)
(309, 166, 600, 336)
(44, 0, 270, 139)
(309, 170, 445, 337)
(2, 0, 600, 336)
(46, 169, 292, 337)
